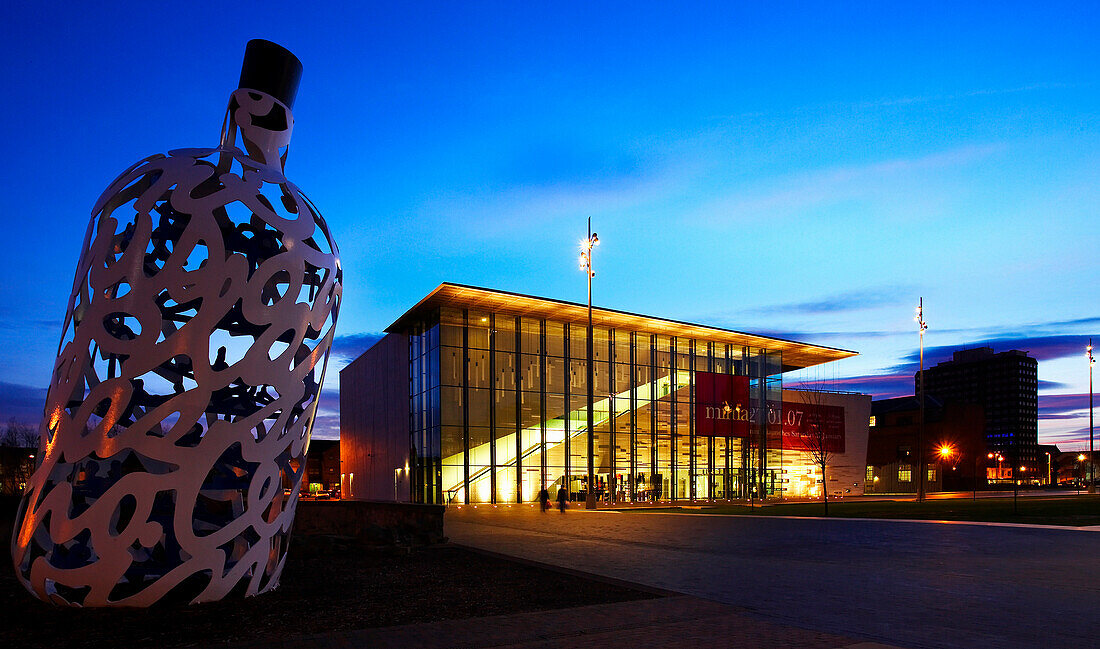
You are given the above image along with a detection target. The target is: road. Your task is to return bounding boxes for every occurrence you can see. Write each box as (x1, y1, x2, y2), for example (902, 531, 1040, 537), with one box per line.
(447, 506, 1100, 649)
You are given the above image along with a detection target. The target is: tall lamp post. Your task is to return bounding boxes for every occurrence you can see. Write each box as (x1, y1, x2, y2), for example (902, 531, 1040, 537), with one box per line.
(915, 298, 928, 502)
(1088, 340, 1095, 494)
(580, 218, 599, 509)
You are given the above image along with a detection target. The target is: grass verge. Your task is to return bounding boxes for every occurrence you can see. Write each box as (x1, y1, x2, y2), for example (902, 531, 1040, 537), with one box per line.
(1, 507, 656, 649)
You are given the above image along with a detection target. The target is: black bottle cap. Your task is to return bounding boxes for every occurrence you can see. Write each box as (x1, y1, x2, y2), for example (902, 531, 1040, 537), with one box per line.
(238, 39, 303, 109)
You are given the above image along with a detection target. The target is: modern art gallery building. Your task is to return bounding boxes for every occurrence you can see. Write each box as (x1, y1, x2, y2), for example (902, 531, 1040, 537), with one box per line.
(340, 283, 870, 505)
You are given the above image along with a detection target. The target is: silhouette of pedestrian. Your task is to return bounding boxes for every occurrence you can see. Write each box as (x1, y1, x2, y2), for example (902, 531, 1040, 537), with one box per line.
(556, 485, 568, 513)
(538, 487, 550, 512)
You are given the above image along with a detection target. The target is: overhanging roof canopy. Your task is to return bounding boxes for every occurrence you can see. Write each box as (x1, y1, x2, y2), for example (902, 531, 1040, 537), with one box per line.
(386, 283, 856, 371)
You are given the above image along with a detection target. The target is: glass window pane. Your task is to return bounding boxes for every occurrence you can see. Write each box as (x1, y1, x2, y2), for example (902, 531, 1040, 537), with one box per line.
(494, 351, 516, 390)
(440, 307, 463, 347)
(545, 356, 566, 394)
(545, 321, 565, 357)
(570, 326, 588, 360)
(520, 390, 541, 430)
(518, 353, 540, 391)
(614, 330, 631, 356)
(635, 334, 651, 366)
(569, 359, 587, 392)
(614, 363, 631, 392)
(441, 386, 463, 427)
(441, 425, 464, 464)
(593, 328, 610, 361)
(468, 311, 490, 349)
(468, 348, 490, 388)
(441, 346, 462, 386)
(521, 318, 542, 355)
(495, 389, 516, 427)
(468, 387, 490, 427)
(494, 316, 516, 352)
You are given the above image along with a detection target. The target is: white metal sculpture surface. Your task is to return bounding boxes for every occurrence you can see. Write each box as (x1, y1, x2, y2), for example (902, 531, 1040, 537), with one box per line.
(11, 40, 341, 606)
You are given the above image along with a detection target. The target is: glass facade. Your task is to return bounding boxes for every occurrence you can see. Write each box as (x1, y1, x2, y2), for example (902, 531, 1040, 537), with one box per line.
(405, 305, 792, 505)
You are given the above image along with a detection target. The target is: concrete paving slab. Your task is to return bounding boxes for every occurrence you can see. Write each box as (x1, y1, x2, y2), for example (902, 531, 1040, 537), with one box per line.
(224, 595, 899, 649)
(446, 507, 1100, 649)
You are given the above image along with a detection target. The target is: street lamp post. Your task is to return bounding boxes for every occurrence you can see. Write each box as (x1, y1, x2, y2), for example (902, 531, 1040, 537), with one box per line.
(915, 298, 928, 503)
(1088, 340, 1095, 494)
(579, 218, 599, 509)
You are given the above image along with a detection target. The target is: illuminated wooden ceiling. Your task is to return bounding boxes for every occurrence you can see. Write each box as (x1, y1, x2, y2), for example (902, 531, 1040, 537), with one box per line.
(386, 283, 857, 371)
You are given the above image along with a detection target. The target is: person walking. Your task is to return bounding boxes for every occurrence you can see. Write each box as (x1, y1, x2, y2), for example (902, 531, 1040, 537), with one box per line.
(556, 485, 568, 513)
(538, 487, 550, 512)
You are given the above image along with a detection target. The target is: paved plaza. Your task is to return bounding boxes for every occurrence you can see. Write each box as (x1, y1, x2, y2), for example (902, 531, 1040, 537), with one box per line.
(447, 506, 1100, 649)
(230, 596, 897, 649)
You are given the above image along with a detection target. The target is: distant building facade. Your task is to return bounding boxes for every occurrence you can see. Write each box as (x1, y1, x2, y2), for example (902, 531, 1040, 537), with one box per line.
(281, 439, 341, 496)
(917, 347, 1038, 478)
(1036, 443, 1060, 486)
(866, 396, 985, 493)
(1056, 450, 1097, 486)
(305, 439, 341, 493)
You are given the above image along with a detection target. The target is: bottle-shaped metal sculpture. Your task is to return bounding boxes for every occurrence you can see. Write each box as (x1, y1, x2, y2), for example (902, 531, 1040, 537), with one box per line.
(11, 40, 341, 606)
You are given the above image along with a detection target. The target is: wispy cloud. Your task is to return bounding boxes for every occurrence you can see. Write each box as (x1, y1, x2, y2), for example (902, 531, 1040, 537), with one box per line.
(755, 314, 1100, 347)
(694, 143, 1005, 224)
(1038, 393, 1094, 418)
(0, 318, 61, 331)
(0, 381, 46, 427)
(1036, 315, 1100, 330)
(330, 332, 385, 360)
(709, 83, 1085, 120)
(750, 329, 903, 342)
(421, 156, 697, 235)
(898, 335, 1091, 366)
(1038, 423, 1096, 449)
(839, 82, 1082, 111)
(746, 286, 915, 316)
(786, 372, 915, 399)
(310, 413, 340, 440)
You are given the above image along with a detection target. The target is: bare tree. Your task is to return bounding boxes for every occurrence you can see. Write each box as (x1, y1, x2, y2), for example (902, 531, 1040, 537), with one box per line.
(1, 418, 40, 496)
(1, 418, 39, 447)
(790, 389, 839, 516)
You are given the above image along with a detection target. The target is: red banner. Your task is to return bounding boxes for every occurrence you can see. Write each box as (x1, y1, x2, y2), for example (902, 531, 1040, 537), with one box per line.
(694, 372, 751, 437)
(780, 402, 845, 453)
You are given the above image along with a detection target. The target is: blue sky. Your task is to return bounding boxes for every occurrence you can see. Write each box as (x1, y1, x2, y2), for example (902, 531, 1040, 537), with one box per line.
(0, 2, 1096, 447)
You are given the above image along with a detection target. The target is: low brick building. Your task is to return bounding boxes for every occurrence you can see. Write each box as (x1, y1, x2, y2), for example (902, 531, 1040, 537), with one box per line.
(866, 396, 985, 494)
